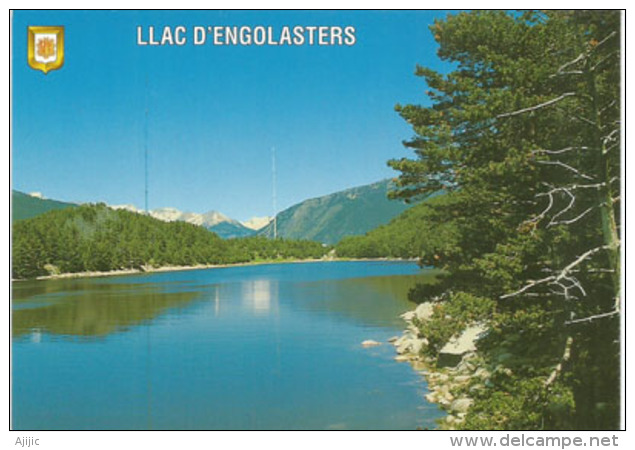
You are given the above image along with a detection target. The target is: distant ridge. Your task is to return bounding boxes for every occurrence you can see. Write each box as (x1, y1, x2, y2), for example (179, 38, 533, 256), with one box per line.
(111, 204, 256, 239)
(258, 179, 413, 245)
(12, 190, 77, 221)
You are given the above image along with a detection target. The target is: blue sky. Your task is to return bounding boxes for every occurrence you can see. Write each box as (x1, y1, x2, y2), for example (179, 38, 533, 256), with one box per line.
(12, 10, 453, 222)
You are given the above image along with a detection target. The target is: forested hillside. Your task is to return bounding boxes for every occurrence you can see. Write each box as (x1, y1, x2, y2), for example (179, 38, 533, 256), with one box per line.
(382, 11, 621, 430)
(12, 204, 328, 279)
(336, 194, 454, 259)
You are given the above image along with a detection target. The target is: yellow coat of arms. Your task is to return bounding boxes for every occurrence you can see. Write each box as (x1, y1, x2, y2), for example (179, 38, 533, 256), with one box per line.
(27, 26, 65, 74)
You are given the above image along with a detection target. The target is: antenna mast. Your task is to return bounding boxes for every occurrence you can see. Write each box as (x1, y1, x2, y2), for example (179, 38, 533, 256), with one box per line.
(272, 146, 277, 239)
(144, 76, 149, 213)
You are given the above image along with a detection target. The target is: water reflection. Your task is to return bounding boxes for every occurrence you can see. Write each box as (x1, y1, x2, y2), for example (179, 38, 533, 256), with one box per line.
(12, 262, 445, 430)
(241, 279, 279, 315)
(296, 272, 438, 327)
(12, 279, 200, 338)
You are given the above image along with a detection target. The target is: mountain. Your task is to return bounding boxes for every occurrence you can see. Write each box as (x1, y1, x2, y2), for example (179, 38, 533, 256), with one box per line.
(335, 192, 448, 259)
(242, 216, 272, 231)
(258, 179, 414, 245)
(12, 190, 77, 221)
(208, 221, 257, 239)
(110, 204, 256, 239)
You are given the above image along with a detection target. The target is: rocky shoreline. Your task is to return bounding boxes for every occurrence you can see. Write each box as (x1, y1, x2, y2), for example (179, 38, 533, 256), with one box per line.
(389, 302, 491, 430)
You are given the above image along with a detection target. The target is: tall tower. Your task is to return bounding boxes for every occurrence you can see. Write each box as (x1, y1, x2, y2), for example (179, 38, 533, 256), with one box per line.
(272, 146, 277, 239)
(144, 75, 149, 214)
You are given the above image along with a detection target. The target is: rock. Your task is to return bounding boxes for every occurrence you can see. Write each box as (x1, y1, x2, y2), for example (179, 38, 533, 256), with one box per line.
(43, 263, 60, 276)
(410, 338, 425, 355)
(411, 360, 428, 371)
(438, 324, 488, 368)
(415, 302, 435, 321)
(453, 375, 471, 384)
(438, 391, 454, 406)
(393, 335, 406, 347)
(474, 368, 491, 380)
(457, 359, 476, 373)
(395, 355, 411, 362)
(450, 398, 473, 414)
(400, 311, 415, 321)
(396, 340, 411, 354)
(387, 336, 399, 343)
(361, 339, 381, 348)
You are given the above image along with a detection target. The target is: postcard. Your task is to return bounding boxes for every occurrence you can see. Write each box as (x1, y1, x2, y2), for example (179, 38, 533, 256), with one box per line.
(10, 9, 624, 441)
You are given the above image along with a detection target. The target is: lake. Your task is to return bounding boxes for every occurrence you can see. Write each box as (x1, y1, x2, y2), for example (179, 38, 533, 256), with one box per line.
(12, 260, 443, 430)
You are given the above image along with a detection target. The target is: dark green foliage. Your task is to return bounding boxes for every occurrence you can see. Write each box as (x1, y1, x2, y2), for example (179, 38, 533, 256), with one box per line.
(12, 190, 76, 221)
(336, 193, 458, 259)
(387, 11, 620, 429)
(12, 204, 328, 279)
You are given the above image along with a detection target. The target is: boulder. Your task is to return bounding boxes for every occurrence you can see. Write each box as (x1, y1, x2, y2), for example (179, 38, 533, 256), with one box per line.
(396, 340, 411, 354)
(438, 324, 488, 368)
(361, 339, 381, 348)
(415, 302, 435, 321)
(450, 398, 473, 414)
(410, 338, 425, 355)
(400, 310, 415, 321)
(474, 367, 491, 380)
(411, 360, 428, 371)
(453, 375, 471, 384)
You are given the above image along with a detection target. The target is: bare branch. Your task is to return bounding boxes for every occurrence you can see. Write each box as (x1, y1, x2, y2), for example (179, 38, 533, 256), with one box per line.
(592, 31, 618, 52)
(535, 160, 595, 180)
(535, 183, 606, 196)
(567, 111, 598, 128)
(528, 188, 555, 224)
(603, 129, 620, 148)
(559, 245, 613, 278)
(565, 309, 619, 325)
(600, 100, 617, 114)
(526, 182, 604, 226)
(500, 246, 611, 300)
(551, 31, 617, 77)
(549, 206, 595, 227)
(500, 276, 557, 299)
(531, 146, 588, 155)
(550, 70, 584, 78)
(497, 93, 575, 119)
(591, 50, 619, 72)
(547, 188, 576, 225)
(557, 53, 585, 74)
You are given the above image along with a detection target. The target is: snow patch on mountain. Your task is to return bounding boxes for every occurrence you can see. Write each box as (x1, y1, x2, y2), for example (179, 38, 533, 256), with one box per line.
(242, 216, 272, 230)
(110, 204, 236, 229)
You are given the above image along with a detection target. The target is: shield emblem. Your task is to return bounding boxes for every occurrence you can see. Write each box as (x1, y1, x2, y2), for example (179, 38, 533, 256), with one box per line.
(27, 26, 65, 74)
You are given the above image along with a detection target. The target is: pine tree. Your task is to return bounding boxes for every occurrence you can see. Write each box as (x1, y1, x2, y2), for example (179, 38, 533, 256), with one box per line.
(388, 10, 621, 429)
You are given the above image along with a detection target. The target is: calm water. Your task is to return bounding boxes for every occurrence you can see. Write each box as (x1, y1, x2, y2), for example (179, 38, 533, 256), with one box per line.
(12, 261, 443, 430)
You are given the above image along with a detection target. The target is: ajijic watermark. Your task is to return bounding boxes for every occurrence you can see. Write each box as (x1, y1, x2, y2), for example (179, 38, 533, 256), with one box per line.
(15, 437, 39, 448)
